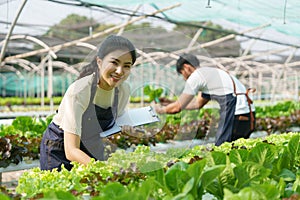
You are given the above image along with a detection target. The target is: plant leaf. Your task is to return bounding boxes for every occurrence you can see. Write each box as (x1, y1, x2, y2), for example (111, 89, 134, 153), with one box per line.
(248, 143, 276, 168)
(165, 162, 191, 195)
(229, 149, 249, 164)
(210, 151, 227, 165)
(292, 172, 300, 193)
(143, 85, 152, 95)
(200, 165, 226, 189)
(233, 162, 271, 188)
(288, 134, 300, 168)
(278, 168, 296, 182)
(101, 182, 127, 198)
(42, 190, 77, 200)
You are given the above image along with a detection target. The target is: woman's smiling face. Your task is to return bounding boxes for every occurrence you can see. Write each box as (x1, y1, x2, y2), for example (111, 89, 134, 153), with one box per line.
(97, 49, 133, 90)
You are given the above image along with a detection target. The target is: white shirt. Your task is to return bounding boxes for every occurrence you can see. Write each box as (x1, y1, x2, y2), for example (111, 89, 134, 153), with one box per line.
(183, 67, 255, 115)
(52, 74, 130, 136)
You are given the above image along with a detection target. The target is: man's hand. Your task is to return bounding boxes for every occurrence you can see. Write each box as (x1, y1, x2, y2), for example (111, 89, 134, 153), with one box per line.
(158, 97, 174, 106)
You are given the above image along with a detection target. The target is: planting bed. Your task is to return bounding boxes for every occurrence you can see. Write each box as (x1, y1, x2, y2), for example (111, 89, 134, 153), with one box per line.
(0, 101, 299, 199)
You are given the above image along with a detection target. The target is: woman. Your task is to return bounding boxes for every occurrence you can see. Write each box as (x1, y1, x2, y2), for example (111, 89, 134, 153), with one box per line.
(40, 35, 137, 171)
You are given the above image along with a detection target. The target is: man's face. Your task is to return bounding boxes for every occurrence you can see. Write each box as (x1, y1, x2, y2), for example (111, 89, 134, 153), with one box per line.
(180, 64, 194, 80)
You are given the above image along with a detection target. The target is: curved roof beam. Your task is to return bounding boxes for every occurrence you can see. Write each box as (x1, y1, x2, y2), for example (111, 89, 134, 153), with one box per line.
(244, 60, 278, 75)
(136, 49, 159, 66)
(0, 65, 24, 79)
(196, 55, 227, 71)
(3, 3, 180, 62)
(44, 61, 80, 76)
(0, 0, 28, 63)
(31, 54, 78, 76)
(284, 48, 298, 64)
(142, 24, 271, 63)
(0, 34, 57, 59)
(273, 61, 300, 71)
(76, 42, 97, 50)
(216, 57, 257, 74)
(5, 60, 31, 71)
(6, 58, 39, 71)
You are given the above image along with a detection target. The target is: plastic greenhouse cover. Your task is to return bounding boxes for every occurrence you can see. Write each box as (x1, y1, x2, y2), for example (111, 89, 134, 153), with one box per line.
(77, 0, 300, 38)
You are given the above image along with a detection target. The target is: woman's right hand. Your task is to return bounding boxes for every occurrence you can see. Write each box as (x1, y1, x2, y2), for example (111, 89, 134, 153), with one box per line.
(121, 125, 146, 138)
(121, 125, 135, 134)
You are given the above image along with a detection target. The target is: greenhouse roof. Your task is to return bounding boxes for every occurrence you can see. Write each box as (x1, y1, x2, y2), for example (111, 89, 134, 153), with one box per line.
(69, 0, 300, 38)
(1, 1, 299, 101)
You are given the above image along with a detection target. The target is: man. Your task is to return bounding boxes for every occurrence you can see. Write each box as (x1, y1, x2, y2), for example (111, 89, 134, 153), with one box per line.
(155, 53, 255, 146)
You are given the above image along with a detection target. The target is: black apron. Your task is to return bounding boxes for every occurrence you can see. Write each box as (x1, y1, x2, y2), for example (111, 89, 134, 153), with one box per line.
(40, 75, 118, 171)
(202, 93, 236, 146)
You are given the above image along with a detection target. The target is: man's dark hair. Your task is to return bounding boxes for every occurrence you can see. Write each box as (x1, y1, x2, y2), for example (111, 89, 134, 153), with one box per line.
(176, 53, 200, 74)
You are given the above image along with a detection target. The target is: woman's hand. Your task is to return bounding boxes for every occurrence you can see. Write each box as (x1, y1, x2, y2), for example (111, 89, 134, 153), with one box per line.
(64, 131, 91, 165)
(153, 104, 166, 114)
(150, 101, 166, 114)
(121, 125, 135, 134)
(121, 125, 146, 138)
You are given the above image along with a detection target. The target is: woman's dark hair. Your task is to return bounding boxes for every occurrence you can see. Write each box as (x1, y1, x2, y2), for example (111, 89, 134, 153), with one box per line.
(176, 53, 199, 74)
(78, 35, 136, 80)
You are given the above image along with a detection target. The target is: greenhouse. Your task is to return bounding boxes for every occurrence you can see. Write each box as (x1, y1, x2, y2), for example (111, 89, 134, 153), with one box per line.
(0, 0, 299, 199)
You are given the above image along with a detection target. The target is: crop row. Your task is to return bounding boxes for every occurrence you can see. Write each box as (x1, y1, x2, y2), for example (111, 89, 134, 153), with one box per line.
(1, 132, 299, 199)
(0, 101, 299, 167)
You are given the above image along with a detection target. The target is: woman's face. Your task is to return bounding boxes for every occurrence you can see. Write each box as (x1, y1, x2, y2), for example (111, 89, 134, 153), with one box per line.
(97, 49, 133, 90)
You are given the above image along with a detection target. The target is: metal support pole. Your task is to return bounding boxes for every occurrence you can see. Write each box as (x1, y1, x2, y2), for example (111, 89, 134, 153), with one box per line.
(47, 55, 54, 113)
(0, 0, 28, 64)
(295, 71, 299, 101)
(41, 60, 45, 107)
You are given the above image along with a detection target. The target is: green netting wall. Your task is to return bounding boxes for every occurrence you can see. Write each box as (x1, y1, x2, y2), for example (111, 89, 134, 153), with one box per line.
(0, 72, 77, 97)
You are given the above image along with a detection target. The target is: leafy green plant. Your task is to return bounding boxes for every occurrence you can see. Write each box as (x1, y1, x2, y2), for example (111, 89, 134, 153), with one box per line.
(0, 101, 299, 167)
(0, 115, 53, 166)
(15, 133, 300, 199)
(255, 100, 300, 118)
(143, 85, 163, 103)
(0, 97, 62, 106)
